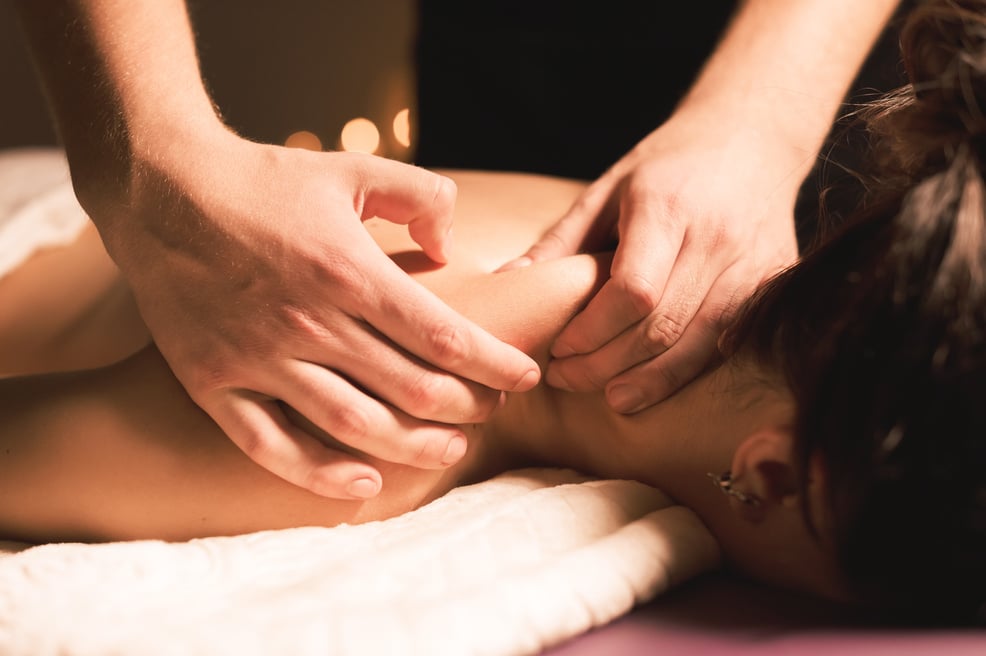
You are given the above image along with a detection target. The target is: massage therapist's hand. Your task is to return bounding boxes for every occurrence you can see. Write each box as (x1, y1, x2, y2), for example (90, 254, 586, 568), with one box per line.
(90, 126, 540, 499)
(501, 113, 799, 413)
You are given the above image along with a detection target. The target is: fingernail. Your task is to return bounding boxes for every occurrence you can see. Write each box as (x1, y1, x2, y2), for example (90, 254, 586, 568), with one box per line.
(346, 477, 380, 499)
(608, 385, 644, 414)
(512, 368, 540, 392)
(545, 366, 574, 391)
(442, 434, 467, 465)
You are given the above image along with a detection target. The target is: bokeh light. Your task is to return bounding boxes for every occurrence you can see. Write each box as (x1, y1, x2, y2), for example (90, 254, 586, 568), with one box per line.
(284, 130, 323, 151)
(340, 117, 380, 154)
(392, 108, 411, 148)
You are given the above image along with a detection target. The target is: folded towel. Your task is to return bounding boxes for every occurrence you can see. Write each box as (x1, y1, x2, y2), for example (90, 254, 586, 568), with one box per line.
(0, 468, 720, 655)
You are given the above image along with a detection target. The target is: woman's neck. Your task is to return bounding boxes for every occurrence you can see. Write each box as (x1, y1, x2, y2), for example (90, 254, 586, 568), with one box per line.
(433, 248, 757, 518)
(487, 363, 751, 518)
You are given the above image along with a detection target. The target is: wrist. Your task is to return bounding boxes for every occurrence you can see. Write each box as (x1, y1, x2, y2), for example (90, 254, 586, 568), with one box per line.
(79, 112, 239, 269)
(72, 107, 230, 223)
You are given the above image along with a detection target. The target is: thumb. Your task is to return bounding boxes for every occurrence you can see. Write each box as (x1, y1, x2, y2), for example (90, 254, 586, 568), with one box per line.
(357, 156, 458, 263)
(496, 177, 617, 272)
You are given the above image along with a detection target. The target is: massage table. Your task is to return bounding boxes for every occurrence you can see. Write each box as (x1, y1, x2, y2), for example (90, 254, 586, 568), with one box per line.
(2, 148, 984, 655)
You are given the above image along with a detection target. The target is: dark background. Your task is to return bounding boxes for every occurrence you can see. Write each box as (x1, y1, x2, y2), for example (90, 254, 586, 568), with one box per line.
(0, 1, 417, 158)
(0, 0, 912, 246)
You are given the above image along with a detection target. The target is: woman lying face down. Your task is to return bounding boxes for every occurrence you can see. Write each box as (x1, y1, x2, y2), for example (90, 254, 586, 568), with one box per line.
(0, 168, 832, 589)
(1, 0, 984, 625)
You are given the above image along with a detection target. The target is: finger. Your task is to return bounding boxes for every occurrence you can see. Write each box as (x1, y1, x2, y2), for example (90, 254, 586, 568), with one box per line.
(548, 226, 741, 393)
(604, 266, 754, 413)
(559, 169, 624, 237)
(364, 258, 541, 396)
(273, 359, 469, 469)
(603, 307, 721, 414)
(496, 176, 619, 272)
(545, 285, 706, 393)
(213, 392, 383, 499)
(355, 155, 458, 263)
(317, 318, 502, 425)
(545, 263, 706, 392)
(498, 213, 592, 272)
(550, 199, 685, 358)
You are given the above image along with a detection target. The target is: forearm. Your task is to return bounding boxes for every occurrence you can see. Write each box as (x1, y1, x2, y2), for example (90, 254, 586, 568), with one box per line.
(675, 0, 901, 185)
(11, 0, 224, 212)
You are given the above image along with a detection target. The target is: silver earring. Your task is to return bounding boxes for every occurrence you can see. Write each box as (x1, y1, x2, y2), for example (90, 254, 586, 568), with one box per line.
(707, 471, 761, 507)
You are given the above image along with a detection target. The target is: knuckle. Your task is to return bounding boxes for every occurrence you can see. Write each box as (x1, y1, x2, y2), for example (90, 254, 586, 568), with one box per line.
(329, 403, 371, 443)
(617, 274, 662, 317)
(302, 245, 363, 290)
(183, 355, 238, 397)
(236, 428, 274, 463)
(643, 315, 684, 353)
(281, 304, 323, 338)
(404, 371, 449, 417)
(279, 303, 343, 347)
(425, 321, 469, 365)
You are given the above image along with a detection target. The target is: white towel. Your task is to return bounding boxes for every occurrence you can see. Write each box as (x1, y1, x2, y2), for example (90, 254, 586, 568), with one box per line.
(0, 468, 720, 656)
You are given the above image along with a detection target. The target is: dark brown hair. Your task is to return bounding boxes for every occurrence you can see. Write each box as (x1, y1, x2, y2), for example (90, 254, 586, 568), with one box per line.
(723, 0, 986, 624)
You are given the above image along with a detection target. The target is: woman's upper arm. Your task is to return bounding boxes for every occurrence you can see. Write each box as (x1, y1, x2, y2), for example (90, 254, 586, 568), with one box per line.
(0, 347, 457, 542)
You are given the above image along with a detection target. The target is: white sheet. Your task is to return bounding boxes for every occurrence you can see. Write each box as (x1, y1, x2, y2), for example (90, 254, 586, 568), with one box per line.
(0, 469, 720, 655)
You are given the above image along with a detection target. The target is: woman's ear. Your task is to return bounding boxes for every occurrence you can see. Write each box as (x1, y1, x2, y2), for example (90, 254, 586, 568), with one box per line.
(728, 427, 799, 522)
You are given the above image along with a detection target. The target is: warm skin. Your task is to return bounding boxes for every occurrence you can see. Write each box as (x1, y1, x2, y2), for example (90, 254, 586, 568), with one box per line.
(0, 170, 844, 601)
(9, 0, 903, 506)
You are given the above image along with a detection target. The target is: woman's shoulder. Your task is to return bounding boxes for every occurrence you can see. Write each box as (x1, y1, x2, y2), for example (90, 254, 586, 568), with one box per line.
(366, 168, 588, 276)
